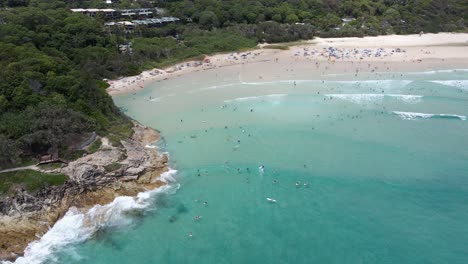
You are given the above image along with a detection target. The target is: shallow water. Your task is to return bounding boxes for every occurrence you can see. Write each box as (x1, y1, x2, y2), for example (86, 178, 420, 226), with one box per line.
(15, 69, 468, 264)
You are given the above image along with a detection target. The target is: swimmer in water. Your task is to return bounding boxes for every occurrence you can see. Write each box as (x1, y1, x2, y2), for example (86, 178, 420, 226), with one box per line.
(189, 232, 193, 237)
(295, 181, 301, 187)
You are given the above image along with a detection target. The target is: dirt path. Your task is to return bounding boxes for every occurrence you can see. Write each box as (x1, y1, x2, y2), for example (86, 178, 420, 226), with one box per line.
(0, 165, 38, 174)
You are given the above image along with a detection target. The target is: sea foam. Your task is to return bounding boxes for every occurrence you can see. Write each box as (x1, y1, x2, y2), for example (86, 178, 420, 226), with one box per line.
(333, 80, 413, 89)
(392, 111, 466, 121)
(392, 111, 434, 120)
(159, 168, 178, 183)
(224, 94, 287, 103)
(429, 80, 468, 90)
(5, 170, 178, 264)
(326, 94, 423, 104)
(408, 69, 468, 75)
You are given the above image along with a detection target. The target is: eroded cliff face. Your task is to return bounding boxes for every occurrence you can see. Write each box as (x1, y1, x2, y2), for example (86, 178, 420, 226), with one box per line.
(0, 124, 168, 261)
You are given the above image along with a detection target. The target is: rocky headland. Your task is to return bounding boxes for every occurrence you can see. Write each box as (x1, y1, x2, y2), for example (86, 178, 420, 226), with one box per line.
(0, 123, 169, 261)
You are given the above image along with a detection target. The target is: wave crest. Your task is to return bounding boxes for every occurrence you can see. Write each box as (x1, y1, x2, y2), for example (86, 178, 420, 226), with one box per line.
(326, 94, 423, 104)
(7, 170, 178, 264)
(429, 80, 468, 90)
(392, 111, 466, 121)
(224, 94, 287, 103)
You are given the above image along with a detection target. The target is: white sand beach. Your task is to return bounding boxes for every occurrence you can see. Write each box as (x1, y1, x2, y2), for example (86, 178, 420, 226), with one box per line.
(107, 33, 468, 96)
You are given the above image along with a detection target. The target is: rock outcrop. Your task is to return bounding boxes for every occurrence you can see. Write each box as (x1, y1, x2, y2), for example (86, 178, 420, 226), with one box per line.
(0, 123, 168, 261)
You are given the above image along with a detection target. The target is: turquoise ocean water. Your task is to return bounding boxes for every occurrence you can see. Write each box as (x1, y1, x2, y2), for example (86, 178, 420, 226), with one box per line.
(13, 69, 468, 264)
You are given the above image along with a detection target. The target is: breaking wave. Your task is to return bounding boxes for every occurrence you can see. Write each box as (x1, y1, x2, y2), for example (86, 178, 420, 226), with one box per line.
(429, 80, 468, 90)
(333, 80, 413, 90)
(224, 94, 288, 103)
(408, 69, 468, 75)
(241, 79, 314, 86)
(392, 111, 466, 121)
(6, 170, 179, 264)
(326, 94, 423, 104)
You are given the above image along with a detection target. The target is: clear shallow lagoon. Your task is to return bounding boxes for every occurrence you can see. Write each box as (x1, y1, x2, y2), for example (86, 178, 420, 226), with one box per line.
(24, 69, 468, 263)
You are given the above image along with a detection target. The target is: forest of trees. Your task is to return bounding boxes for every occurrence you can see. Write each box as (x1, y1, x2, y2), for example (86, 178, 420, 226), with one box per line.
(167, 0, 467, 36)
(0, 0, 466, 168)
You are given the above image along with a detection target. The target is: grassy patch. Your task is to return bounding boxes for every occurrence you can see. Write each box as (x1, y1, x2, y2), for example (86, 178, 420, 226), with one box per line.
(61, 149, 86, 162)
(97, 80, 110, 89)
(108, 134, 123, 148)
(37, 162, 63, 170)
(104, 162, 122, 172)
(87, 138, 102, 153)
(107, 119, 134, 148)
(0, 158, 37, 170)
(262, 45, 290, 50)
(0, 170, 67, 196)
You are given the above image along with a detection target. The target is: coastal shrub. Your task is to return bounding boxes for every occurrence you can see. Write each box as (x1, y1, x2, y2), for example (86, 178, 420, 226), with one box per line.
(262, 45, 289, 50)
(61, 149, 87, 162)
(104, 162, 122, 172)
(97, 80, 110, 89)
(228, 23, 315, 43)
(106, 119, 134, 148)
(87, 138, 102, 154)
(182, 29, 257, 54)
(37, 162, 63, 170)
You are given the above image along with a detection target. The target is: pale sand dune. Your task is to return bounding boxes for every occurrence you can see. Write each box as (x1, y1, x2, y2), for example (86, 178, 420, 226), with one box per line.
(107, 33, 468, 96)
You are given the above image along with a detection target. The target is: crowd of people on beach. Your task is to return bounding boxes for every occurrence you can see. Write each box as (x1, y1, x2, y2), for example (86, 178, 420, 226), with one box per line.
(107, 41, 452, 96)
(293, 47, 407, 61)
(224, 51, 262, 62)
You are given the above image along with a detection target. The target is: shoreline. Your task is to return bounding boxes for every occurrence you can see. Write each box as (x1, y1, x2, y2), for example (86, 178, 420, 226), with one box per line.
(0, 122, 170, 262)
(107, 32, 468, 96)
(2, 32, 467, 262)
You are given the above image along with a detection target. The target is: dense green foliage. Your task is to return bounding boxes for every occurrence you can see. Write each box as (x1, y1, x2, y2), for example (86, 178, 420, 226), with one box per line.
(0, 4, 131, 167)
(0, 170, 67, 196)
(132, 28, 256, 68)
(0, 0, 466, 170)
(168, 0, 467, 36)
